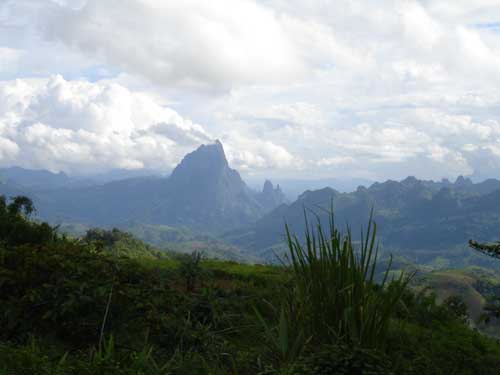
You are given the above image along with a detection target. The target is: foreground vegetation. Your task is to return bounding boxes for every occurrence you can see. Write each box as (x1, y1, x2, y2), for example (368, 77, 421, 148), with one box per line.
(1, 196, 500, 374)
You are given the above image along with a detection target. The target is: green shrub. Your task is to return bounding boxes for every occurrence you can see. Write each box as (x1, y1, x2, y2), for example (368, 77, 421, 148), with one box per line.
(290, 344, 393, 375)
(284, 210, 413, 349)
(0, 196, 57, 247)
(179, 251, 204, 292)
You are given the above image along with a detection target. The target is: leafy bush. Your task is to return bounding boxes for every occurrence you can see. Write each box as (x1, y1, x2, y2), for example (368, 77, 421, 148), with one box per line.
(290, 344, 393, 375)
(179, 251, 204, 292)
(83, 227, 166, 259)
(0, 196, 56, 246)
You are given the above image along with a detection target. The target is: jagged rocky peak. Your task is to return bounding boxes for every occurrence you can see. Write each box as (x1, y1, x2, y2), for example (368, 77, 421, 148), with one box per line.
(262, 179, 274, 194)
(262, 180, 284, 196)
(169, 139, 233, 182)
(401, 176, 419, 186)
(154, 140, 264, 230)
(258, 179, 287, 211)
(181, 139, 227, 168)
(455, 175, 473, 186)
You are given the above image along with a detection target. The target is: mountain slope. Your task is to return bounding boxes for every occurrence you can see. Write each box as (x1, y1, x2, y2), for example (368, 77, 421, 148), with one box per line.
(226, 176, 500, 263)
(147, 140, 264, 230)
(22, 141, 270, 234)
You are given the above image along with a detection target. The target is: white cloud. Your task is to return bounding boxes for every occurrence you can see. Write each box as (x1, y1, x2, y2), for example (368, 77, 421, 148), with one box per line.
(0, 137, 19, 160)
(0, 75, 300, 176)
(0, 76, 213, 174)
(317, 156, 354, 167)
(223, 134, 299, 172)
(2, 1, 500, 181)
(39, 0, 305, 90)
(0, 48, 23, 74)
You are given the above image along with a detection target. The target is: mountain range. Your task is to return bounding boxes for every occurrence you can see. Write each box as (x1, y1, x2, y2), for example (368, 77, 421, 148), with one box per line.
(225, 175, 500, 264)
(2, 141, 500, 267)
(0, 141, 286, 233)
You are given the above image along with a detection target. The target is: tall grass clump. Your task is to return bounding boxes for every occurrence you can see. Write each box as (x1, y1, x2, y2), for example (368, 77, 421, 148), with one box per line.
(284, 210, 413, 350)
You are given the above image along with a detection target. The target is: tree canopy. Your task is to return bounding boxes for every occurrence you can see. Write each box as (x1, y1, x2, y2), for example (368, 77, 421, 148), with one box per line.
(0, 195, 56, 246)
(469, 239, 500, 259)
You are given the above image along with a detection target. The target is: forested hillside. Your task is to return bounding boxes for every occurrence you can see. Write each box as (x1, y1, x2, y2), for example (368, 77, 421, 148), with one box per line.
(1, 196, 500, 374)
(227, 176, 500, 265)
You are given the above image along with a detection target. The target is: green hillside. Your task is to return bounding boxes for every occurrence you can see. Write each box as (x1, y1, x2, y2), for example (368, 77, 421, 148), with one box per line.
(1, 196, 500, 374)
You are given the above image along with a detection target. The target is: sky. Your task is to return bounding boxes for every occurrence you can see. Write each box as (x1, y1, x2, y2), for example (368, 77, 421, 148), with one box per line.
(1, 0, 500, 181)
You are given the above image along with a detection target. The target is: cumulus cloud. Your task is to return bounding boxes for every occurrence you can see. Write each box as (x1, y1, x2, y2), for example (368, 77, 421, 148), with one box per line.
(223, 134, 299, 172)
(2, 0, 500, 180)
(0, 75, 299, 176)
(38, 0, 305, 90)
(0, 76, 213, 174)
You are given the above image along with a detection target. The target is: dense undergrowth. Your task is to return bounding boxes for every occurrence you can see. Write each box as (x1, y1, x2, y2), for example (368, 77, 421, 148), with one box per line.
(1, 196, 500, 374)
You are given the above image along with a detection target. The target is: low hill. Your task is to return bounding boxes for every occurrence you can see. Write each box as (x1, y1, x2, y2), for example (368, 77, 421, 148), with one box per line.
(414, 267, 500, 320)
(61, 221, 257, 262)
(82, 227, 169, 260)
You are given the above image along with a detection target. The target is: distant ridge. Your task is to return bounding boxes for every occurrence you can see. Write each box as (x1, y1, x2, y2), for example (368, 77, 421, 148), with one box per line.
(0, 167, 70, 189)
(5, 141, 283, 233)
(226, 175, 500, 263)
(5, 145, 500, 266)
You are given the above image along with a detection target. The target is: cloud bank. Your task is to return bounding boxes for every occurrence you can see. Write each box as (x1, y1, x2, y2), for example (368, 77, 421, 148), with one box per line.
(0, 76, 211, 174)
(1, 0, 500, 180)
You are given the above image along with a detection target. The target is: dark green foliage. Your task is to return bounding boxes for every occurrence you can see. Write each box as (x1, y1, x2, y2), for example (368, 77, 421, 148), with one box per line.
(283, 211, 413, 349)
(482, 296, 500, 325)
(1, 201, 500, 374)
(289, 345, 393, 375)
(469, 239, 500, 258)
(443, 295, 469, 323)
(179, 251, 203, 292)
(83, 227, 167, 259)
(468, 240, 500, 327)
(0, 195, 56, 246)
(387, 320, 500, 375)
(0, 242, 174, 345)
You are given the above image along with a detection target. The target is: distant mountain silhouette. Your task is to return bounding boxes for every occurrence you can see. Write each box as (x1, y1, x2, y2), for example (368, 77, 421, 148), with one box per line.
(12, 141, 281, 233)
(226, 175, 500, 261)
(0, 167, 70, 189)
(0, 180, 31, 199)
(147, 140, 266, 230)
(5, 145, 500, 266)
(256, 180, 287, 212)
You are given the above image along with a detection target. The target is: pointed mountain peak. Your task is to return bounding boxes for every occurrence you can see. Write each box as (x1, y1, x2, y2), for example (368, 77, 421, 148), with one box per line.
(170, 140, 230, 181)
(263, 179, 274, 194)
(197, 139, 227, 163)
(402, 176, 418, 184)
(258, 179, 287, 211)
(455, 175, 472, 186)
